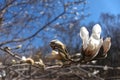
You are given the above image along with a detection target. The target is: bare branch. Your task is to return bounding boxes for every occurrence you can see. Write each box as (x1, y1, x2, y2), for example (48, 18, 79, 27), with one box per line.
(79, 64, 120, 70)
(0, 9, 65, 46)
(0, 0, 15, 17)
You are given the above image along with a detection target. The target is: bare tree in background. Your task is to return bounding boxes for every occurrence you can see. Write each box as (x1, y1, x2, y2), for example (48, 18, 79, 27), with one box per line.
(0, 0, 89, 55)
(99, 13, 120, 66)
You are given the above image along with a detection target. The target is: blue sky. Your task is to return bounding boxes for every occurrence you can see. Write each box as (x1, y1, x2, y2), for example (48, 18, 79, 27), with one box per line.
(0, 0, 120, 48)
(85, 0, 120, 23)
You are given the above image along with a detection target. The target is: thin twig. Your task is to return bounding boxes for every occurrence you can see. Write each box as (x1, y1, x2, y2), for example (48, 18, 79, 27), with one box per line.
(79, 64, 120, 70)
(45, 65, 62, 70)
(0, 47, 21, 60)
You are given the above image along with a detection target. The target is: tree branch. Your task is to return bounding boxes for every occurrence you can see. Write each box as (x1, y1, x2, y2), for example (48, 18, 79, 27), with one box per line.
(0, 9, 65, 46)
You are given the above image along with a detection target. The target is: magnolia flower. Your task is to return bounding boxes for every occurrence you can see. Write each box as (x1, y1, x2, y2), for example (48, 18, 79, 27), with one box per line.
(50, 40, 71, 62)
(80, 24, 103, 61)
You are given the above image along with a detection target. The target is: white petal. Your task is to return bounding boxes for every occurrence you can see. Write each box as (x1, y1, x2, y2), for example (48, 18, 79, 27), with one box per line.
(80, 27, 89, 50)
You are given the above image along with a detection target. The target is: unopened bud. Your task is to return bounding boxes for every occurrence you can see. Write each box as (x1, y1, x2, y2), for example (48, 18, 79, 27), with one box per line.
(17, 45, 22, 49)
